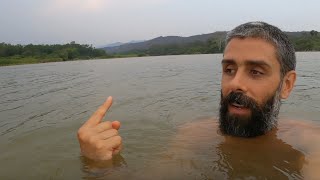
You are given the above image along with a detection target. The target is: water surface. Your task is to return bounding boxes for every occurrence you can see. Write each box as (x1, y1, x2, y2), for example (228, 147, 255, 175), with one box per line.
(0, 53, 319, 179)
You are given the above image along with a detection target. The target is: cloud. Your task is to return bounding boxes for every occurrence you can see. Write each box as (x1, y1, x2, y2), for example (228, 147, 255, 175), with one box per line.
(45, 0, 109, 14)
(44, 0, 170, 14)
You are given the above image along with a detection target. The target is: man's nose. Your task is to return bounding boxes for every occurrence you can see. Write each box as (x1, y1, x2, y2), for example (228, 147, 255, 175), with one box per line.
(229, 70, 248, 93)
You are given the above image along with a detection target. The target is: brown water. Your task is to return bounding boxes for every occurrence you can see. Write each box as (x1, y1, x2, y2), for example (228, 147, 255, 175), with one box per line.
(0, 53, 319, 179)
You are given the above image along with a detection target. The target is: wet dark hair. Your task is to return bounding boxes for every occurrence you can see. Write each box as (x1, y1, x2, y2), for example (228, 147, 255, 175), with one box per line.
(225, 21, 296, 78)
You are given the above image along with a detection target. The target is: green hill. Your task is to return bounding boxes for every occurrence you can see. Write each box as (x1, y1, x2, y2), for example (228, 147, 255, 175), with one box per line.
(103, 31, 320, 56)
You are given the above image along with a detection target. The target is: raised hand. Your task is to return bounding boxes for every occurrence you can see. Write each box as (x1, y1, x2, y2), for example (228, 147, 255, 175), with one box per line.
(77, 96, 122, 161)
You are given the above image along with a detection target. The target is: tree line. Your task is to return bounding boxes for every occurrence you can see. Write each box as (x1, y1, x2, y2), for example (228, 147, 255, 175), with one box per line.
(1, 31, 319, 66)
(117, 31, 320, 56)
(0, 41, 110, 66)
(290, 31, 320, 51)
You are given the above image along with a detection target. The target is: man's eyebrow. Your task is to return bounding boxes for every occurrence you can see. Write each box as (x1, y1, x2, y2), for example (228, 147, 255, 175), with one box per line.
(244, 60, 272, 69)
(221, 59, 235, 65)
(221, 59, 272, 69)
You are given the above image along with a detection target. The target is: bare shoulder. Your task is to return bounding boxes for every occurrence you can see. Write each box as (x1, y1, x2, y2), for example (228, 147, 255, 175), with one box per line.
(277, 119, 320, 146)
(278, 119, 320, 179)
(168, 118, 224, 152)
(277, 119, 320, 139)
(278, 119, 320, 129)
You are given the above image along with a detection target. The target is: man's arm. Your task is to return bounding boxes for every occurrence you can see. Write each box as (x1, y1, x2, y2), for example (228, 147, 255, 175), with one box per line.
(77, 96, 122, 161)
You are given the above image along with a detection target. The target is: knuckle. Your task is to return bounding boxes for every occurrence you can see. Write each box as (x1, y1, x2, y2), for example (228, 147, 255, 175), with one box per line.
(94, 142, 103, 150)
(88, 136, 97, 144)
(104, 121, 112, 127)
(101, 121, 112, 130)
(115, 135, 122, 143)
(77, 128, 88, 141)
(110, 129, 118, 136)
(105, 152, 113, 160)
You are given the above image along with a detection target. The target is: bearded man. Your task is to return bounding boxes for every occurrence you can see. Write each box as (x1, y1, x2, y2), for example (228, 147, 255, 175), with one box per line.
(77, 22, 320, 179)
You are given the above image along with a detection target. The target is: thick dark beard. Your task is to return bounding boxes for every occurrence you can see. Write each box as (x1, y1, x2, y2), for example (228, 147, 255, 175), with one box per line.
(219, 90, 281, 137)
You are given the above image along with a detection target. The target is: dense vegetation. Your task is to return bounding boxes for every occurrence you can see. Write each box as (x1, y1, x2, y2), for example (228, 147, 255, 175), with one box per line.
(290, 31, 320, 51)
(1, 31, 319, 66)
(121, 39, 225, 56)
(113, 31, 320, 56)
(0, 41, 110, 66)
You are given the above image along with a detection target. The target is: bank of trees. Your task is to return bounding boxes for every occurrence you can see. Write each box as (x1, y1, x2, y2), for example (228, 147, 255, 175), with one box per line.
(1, 31, 320, 66)
(291, 31, 320, 51)
(0, 41, 109, 62)
(121, 38, 226, 56)
(118, 30, 320, 56)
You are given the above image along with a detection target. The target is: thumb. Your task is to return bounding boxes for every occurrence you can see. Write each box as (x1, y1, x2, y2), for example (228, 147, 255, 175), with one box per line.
(112, 121, 121, 130)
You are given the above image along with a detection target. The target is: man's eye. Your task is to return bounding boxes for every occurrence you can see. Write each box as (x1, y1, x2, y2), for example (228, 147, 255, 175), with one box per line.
(225, 68, 236, 75)
(251, 70, 263, 76)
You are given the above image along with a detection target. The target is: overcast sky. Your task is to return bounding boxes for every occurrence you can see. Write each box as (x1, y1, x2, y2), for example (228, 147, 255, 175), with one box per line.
(0, 0, 319, 47)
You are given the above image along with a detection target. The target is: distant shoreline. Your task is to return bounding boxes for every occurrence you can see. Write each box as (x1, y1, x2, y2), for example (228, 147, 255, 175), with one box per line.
(1, 51, 319, 67)
(0, 42, 137, 66)
(0, 54, 138, 67)
(2, 31, 320, 66)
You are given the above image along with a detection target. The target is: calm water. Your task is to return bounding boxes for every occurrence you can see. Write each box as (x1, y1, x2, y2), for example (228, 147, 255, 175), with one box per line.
(0, 53, 319, 179)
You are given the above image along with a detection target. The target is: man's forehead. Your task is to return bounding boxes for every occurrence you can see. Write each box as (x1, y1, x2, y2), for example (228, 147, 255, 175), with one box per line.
(223, 37, 279, 68)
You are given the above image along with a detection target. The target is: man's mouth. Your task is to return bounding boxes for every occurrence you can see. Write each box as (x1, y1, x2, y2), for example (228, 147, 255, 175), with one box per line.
(228, 102, 250, 116)
(231, 102, 245, 108)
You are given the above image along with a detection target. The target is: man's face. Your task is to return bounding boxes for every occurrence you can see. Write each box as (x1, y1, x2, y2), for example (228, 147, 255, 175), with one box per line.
(219, 37, 282, 137)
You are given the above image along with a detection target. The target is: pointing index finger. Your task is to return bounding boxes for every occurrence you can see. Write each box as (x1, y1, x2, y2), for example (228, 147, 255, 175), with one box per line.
(85, 96, 113, 126)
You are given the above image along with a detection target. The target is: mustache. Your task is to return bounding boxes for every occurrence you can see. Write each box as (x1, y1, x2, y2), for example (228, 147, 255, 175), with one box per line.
(221, 91, 259, 110)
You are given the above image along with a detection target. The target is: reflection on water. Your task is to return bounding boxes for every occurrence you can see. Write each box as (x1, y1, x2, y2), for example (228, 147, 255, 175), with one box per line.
(0, 53, 320, 179)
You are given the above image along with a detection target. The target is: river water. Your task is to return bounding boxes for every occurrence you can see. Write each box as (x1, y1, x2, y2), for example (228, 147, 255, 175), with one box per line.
(0, 53, 319, 179)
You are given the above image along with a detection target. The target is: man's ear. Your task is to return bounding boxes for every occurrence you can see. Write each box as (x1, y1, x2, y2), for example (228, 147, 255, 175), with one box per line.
(280, 70, 296, 99)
